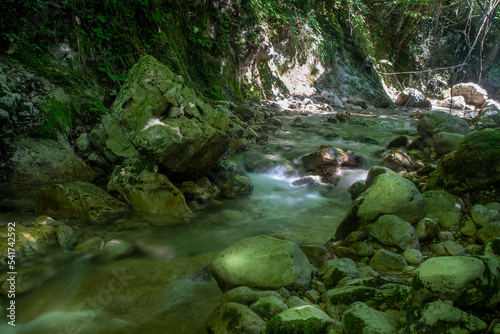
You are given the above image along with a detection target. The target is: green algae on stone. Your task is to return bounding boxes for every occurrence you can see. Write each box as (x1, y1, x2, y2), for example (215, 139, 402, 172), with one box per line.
(221, 175, 254, 198)
(435, 129, 500, 193)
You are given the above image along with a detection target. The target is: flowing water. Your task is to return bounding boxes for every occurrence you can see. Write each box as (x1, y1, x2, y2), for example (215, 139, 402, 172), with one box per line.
(0, 110, 418, 334)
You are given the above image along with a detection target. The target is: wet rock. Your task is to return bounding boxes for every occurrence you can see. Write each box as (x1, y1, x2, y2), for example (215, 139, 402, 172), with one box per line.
(209, 235, 312, 292)
(403, 249, 422, 265)
(107, 158, 193, 221)
(471, 204, 500, 228)
(351, 241, 374, 258)
(250, 295, 288, 319)
(292, 176, 322, 187)
(266, 305, 338, 333)
(415, 218, 440, 241)
(435, 129, 500, 192)
(243, 153, 296, 175)
(299, 245, 334, 268)
(222, 286, 283, 305)
(36, 182, 130, 224)
(476, 222, 500, 244)
(386, 135, 412, 149)
(322, 285, 379, 321)
(382, 150, 414, 172)
(396, 88, 431, 108)
(472, 107, 500, 130)
(221, 175, 254, 198)
(319, 258, 359, 288)
(417, 110, 469, 138)
(335, 111, 351, 122)
(346, 97, 368, 109)
(342, 302, 399, 334)
(369, 249, 408, 272)
(180, 181, 211, 203)
(207, 302, 265, 334)
(432, 131, 464, 155)
(96, 239, 135, 261)
(234, 104, 256, 121)
(344, 231, 368, 245)
(56, 224, 75, 250)
(368, 214, 419, 250)
(0, 225, 57, 262)
(134, 238, 176, 260)
(452, 82, 488, 106)
(210, 159, 240, 183)
(322, 91, 343, 107)
(422, 190, 463, 231)
(408, 300, 487, 334)
(75, 133, 92, 153)
(335, 167, 424, 239)
(73, 236, 104, 254)
(408, 256, 500, 308)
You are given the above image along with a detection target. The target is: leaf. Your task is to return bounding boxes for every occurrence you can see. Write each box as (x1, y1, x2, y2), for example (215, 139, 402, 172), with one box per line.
(97, 15, 106, 23)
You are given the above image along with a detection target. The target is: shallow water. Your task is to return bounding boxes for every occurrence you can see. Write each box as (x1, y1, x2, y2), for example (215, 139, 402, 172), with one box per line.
(0, 110, 418, 334)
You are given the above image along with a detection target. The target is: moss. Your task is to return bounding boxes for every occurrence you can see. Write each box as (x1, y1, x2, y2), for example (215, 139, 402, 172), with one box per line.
(265, 317, 326, 334)
(342, 312, 365, 334)
(329, 287, 377, 305)
(488, 238, 500, 256)
(222, 308, 242, 332)
(411, 275, 425, 290)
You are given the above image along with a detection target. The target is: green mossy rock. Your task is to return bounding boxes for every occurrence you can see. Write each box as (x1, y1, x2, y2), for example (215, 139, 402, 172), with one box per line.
(342, 301, 399, 334)
(417, 110, 470, 138)
(435, 129, 500, 192)
(207, 302, 265, 334)
(367, 214, 419, 250)
(422, 190, 463, 231)
(35, 182, 130, 224)
(209, 235, 312, 292)
(265, 305, 337, 334)
(221, 175, 254, 199)
(107, 158, 194, 223)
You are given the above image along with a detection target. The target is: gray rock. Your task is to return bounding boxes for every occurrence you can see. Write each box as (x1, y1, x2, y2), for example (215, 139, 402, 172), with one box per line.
(409, 300, 487, 334)
(432, 131, 464, 155)
(342, 302, 399, 334)
(443, 240, 466, 256)
(476, 222, 500, 244)
(335, 167, 424, 239)
(403, 249, 423, 265)
(368, 214, 419, 250)
(322, 91, 343, 107)
(422, 190, 463, 231)
(436, 95, 467, 110)
(417, 110, 469, 137)
(210, 236, 312, 292)
(369, 249, 408, 272)
(56, 224, 75, 250)
(206, 302, 265, 334)
(452, 82, 488, 106)
(0, 81, 20, 112)
(36, 182, 130, 224)
(266, 305, 338, 333)
(471, 204, 500, 228)
(319, 258, 359, 288)
(250, 295, 288, 318)
(396, 88, 431, 108)
(408, 256, 500, 308)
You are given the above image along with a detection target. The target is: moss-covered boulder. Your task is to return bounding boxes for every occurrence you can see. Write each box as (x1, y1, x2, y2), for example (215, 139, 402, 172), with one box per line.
(221, 175, 254, 199)
(35, 182, 130, 224)
(318, 258, 359, 288)
(206, 302, 265, 334)
(92, 55, 233, 179)
(342, 301, 399, 334)
(422, 190, 463, 231)
(322, 286, 380, 320)
(408, 256, 500, 308)
(209, 235, 312, 292)
(335, 167, 424, 240)
(368, 215, 419, 250)
(265, 305, 337, 334)
(408, 300, 487, 334)
(435, 129, 500, 192)
(107, 158, 194, 223)
(417, 110, 470, 138)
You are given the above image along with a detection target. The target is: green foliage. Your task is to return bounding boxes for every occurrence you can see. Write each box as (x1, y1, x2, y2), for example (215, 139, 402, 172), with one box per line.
(38, 97, 74, 139)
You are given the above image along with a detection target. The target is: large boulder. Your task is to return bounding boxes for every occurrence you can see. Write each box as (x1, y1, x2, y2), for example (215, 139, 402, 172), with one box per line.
(335, 167, 424, 239)
(417, 110, 470, 138)
(396, 88, 431, 108)
(209, 236, 312, 292)
(107, 158, 193, 222)
(422, 190, 463, 231)
(91, 55, 232, 179)
(472, 107, 500, 130)
(432, 131, 464, 155)
(35, 182, 130, 224)
(408, 256, 500, 308)
(452, 83, 488, 106)
(435, 129, 500, 192)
